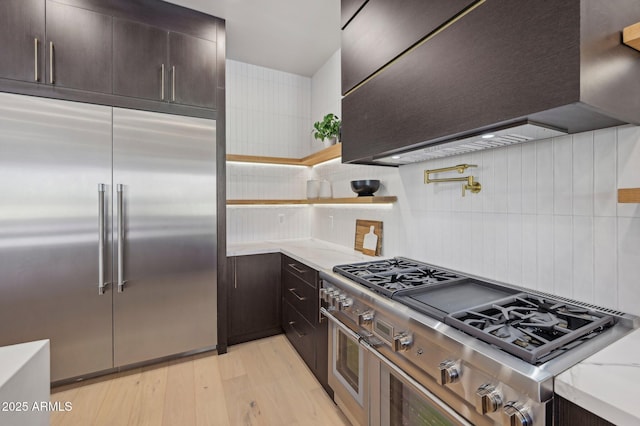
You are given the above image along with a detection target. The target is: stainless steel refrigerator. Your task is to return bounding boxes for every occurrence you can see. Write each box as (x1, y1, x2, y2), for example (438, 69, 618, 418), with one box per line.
(0, 93, 217, 381)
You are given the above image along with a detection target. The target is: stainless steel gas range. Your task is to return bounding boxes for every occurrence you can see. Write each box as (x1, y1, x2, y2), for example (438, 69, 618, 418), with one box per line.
(320, 257, 638, 426)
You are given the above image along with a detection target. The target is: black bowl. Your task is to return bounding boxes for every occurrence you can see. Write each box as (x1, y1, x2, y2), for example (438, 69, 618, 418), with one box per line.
(350, 180, 380, 197)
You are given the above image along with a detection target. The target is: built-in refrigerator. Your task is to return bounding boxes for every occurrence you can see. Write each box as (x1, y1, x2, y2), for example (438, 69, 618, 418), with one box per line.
(0, 92, 218, 381)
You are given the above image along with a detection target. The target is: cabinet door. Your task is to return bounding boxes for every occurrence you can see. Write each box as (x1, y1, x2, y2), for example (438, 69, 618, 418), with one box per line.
(169, 32, 217, 109)
(112, 109, 217, 366)
(228, 254, 282, 345)
(341, 0, 477, 94)
(0, 93, 113, 382)
(46, 1, 112, 94)
(113, 18, 167, 101)
(0, 0, 45, 83)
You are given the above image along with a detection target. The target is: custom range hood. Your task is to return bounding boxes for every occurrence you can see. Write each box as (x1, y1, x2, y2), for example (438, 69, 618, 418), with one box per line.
(340, 1, 640, 166)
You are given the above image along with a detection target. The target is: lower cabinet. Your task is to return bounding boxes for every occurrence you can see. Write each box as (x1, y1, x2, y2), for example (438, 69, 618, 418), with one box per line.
(227, 253, 282, 345)
(554, 395, 614, 426)
(281, 256, 332, 397)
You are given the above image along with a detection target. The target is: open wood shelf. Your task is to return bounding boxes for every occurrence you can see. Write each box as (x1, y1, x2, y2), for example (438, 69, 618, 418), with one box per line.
(618, 188, 640, 203)
(623, 22, 640, 51)
(227, 196, 397, 206)
(226, 143, 341, 166)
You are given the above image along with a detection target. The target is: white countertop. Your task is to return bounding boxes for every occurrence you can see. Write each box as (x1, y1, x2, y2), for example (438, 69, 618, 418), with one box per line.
(227, 238, 380, 272)
(555, 328, 640, 425)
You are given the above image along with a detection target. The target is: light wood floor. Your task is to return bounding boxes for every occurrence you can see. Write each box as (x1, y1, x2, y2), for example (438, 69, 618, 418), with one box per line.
(51, 334, 350, 426)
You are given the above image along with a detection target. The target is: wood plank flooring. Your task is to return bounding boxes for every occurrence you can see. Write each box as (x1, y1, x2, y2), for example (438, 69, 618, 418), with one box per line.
(50, 334, 349, 426)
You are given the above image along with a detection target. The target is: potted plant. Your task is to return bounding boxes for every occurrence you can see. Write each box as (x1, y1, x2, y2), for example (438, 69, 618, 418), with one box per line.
(312, 113, 341, 147)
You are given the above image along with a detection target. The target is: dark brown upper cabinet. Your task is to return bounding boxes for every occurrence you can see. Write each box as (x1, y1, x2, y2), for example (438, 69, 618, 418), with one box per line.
(0, 0, 45, 84)
(169, 32, 217, 110)
(341, 0, 368, 29)
(341, 0, 478, 95)
(341, 0, 640, 164)
(113, 18, 167, 102)
(46, 1, 112, 94)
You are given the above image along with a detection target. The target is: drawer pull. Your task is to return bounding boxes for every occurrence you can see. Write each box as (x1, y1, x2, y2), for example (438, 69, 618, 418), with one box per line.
(288, 321, 305, 338)
(288, 263, 307, 274)
(288, 288, 307, 301)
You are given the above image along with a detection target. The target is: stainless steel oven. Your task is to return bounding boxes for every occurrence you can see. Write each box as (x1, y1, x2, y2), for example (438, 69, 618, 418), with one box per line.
(367, 341, 472, 426)
(325, 309, 370, 426)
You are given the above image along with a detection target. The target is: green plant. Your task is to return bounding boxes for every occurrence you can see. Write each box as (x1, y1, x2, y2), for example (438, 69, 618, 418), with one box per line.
(312, 113, 341, 142)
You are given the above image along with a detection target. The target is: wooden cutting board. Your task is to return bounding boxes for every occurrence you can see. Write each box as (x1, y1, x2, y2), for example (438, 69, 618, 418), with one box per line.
(354, 219, 383, 256)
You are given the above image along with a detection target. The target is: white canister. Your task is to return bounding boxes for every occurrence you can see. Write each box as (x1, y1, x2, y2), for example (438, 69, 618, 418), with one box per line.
(318, 180, 332, 198)
(306, 180, 320, 199)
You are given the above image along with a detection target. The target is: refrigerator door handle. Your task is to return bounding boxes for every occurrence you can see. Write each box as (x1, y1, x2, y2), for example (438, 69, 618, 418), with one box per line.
(98, 184, 107, 295)
(117, 184, 126, 293)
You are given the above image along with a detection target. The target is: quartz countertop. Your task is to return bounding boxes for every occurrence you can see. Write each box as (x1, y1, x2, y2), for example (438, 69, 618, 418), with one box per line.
(227, 238, 380, 271)
(555, 328, 640, 425)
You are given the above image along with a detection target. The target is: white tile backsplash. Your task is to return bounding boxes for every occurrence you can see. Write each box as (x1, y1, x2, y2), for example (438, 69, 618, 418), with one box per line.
(310, 125, 640, 315)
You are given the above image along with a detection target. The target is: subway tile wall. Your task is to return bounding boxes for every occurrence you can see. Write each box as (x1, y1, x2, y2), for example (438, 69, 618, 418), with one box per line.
(312, 126, 640, 316)
(226, 60, 314, 243)
(226, 60, 312, 158)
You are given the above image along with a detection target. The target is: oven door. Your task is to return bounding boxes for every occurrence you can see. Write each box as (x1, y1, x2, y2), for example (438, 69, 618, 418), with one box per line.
(366, 342, 473, 426)
(324, 308, 369, 426)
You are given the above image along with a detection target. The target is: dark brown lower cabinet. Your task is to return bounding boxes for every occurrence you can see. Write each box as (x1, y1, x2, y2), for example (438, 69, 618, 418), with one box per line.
(227, 253, 282, 345)
(282, 256, 332, 397)
(554, 395, 614, 426)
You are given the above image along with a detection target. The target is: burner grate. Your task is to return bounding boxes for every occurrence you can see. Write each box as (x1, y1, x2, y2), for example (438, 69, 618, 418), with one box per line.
(447, 294, 616, 364)
(333, 257, 462, 296)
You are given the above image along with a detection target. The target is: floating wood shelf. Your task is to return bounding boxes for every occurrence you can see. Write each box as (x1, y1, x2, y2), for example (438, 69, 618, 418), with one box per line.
(618, 188, 640, 203)
(623, 22, 640, 51)
(226, 143, 341, 167)
(227, 196, 397, 206)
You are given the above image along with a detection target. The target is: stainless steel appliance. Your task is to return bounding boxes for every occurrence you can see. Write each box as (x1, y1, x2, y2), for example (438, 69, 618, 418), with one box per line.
(321, 257, 638, 426)
(0, 93, 217, 381)
(326, 312, 370, 426)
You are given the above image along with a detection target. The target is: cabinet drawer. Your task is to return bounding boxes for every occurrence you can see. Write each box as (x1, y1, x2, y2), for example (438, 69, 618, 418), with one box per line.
(282, 255, 318, 288)
(283, 270, 317, 324)
(283, 300, 315, 371)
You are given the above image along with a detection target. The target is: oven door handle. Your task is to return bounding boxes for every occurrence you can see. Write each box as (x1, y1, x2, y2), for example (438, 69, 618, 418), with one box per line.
(321, 307, 362, 342)
(362, 340, 474, 426)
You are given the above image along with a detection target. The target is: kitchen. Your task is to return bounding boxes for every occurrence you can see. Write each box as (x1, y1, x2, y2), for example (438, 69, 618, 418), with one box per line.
(1, 0, 640, 425)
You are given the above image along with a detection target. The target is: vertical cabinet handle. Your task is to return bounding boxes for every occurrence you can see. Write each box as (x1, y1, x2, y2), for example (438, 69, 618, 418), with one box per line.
(34, 38, 39, 82)
(171, 66, 176, 102)
(98, 184, 107, 295)
(161, 64, 165, 100)
(117, 184, 126, 293)
(234, 257, 237, 289)
(49, 41, 54, 84)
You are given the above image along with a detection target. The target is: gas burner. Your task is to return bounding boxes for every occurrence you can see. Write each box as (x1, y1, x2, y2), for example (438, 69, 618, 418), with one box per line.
(333, 257, 463, 296)
(448, 295, 616, 364)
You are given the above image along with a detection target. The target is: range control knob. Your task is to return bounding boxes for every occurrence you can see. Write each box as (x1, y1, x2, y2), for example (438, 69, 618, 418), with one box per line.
(358, 311, 374, 325)
(437, 360, 459, 385)
(393, 333, 413, 351)
(328, 290, 340, 306)
(339, 297, 353, 310)
(475, 384, 502, 414)
(503, 402, 532, 426)
(319, 287, 328, 301)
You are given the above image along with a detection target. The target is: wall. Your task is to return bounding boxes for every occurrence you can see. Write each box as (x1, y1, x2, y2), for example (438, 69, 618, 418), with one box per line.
(313, 125, 640, 316)
(226, 60, 313, 243)
(310, 50, 342, 154)
(310, 51, 640, 316)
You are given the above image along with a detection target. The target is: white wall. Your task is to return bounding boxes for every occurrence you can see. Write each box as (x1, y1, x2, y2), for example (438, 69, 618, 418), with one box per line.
(312, 125, 640, 316)
(309, 51, 640, 316)
(310, 50, 342, 154)
(226, 54, 640, 317)
(226, 60, 313, 243)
